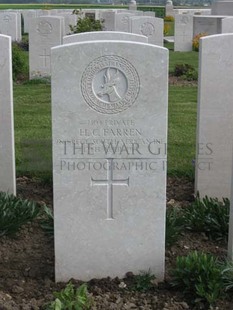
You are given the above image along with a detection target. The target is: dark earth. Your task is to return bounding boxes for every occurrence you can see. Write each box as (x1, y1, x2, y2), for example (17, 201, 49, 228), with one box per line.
(0, 177, 232, 310)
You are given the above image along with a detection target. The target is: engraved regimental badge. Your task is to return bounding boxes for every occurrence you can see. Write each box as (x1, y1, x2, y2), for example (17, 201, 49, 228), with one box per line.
(36, 21, 52, 36)
(81, 55, 140, 114)
(140, 22, 155, 37)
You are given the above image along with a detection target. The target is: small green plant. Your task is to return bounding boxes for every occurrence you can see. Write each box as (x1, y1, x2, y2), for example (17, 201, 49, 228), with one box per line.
(166, 207, 185, 247)
(131, 270, 156, 292)
(12, 43, 27, 81)
(17, 35, 29, 51)
(0, 192, 40, 236)
(40, 205, 54, 237)
(221, 261, 233, 292)
(164, 15, 174, 22)
(184, 195, 229, 241)
(173, 63, 198, 81)
(192, 32, 207, 51)
(171, 251, 224, 306)
(164, 23, 171, 36)
(47, 282, 92, 310)
(70, 15, 103, 34)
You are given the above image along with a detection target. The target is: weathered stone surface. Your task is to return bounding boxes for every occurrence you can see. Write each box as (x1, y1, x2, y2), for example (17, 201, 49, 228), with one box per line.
(0, 35, 16, 195)
(195, 34, 233, 199)
(52, 40, 168, 281)
(29, 16, 64, 79)
(130, 16, 163, 46)
(174, 14, 193, 52)
(63, 31, 148, 44)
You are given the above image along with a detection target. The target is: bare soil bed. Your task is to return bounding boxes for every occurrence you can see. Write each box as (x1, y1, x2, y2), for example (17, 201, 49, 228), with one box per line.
(0, 177, 232, 310)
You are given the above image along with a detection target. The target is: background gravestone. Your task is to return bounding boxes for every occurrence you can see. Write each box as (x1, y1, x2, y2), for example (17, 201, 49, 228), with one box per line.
(0, 12, 21, 41)
(29, 16, 64, 79)
(101, 11, 116, 31)
(195, 33, 233, 199)
(52, 40, 168, 282)
(115, 12, 134, 32)
(174, 14, 193, 52)
(130, 16, 164, 46)
(22, 10, 36, 34)
(193, 16, 222, 36)
(0, 35, 16, 195)
(144, 11, 156, 17)
(63, 31, 148, 44)
(221, 16, 233, 33)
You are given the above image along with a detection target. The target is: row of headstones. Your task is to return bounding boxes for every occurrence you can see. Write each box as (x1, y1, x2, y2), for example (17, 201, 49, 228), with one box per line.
(174, 14, 233, 51)
(0, 8, 156, 40)
(29, 13, 163, 79)
(1, 31, 233, 282)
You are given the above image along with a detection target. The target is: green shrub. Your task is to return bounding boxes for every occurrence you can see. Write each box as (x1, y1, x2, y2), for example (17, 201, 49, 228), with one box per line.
(70, 11, 103, 33)
(131, 270, 156, 292)
(192, 32, 208, 52)
(184, 195, 229, 241)
(166, 207, 185, 247)
(164, 15, 174, 22)
(173, 63, 198, 81)
(47, 282, 92, 310)
(222, 261, 233, 292)
(40, 205, 54, 237)
(171, 251, 224, 306)
(12, 43, 27, 81)
(0, 192, 40, 236)
(18, 36, 29, 51)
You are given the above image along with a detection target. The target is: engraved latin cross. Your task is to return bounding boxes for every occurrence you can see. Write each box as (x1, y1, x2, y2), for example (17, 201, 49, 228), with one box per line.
(39, 49, 50, 67)
(91, 159, 129, 220)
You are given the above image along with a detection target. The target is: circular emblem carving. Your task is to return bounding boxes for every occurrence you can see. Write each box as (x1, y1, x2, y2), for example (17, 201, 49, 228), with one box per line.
(181, 16, 189, 25)
(36, 21, 52, 36)
(140, 22, 155, 37)
(122, 16, 129, 24)
(3, 15, 11, 22)
(81, 55, 140, 114)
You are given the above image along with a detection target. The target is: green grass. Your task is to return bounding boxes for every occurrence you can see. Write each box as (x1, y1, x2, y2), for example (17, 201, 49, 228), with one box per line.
(14, 83, 51, 179)
(169, 50, 199, 73)
(13, 45, 198, 181)
(168, 86, 197, 178)
(164, 42, 199, 73)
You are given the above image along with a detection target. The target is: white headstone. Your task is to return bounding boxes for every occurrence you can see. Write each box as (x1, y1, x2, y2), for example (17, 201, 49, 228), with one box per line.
(174, 14, 193, 51)
(52, 40, 168, 282)
(0, 35, 16, 195)
(166, 3, 174, 17)
(56, 12, 77, 35)
(29, 16, 64, 79)
(63, 31, 148, 44)
(115, 12, 134, 32)
(193, 16, 222, 36)
(212, 1, 233, 16)
(22, 10, 36, 34)
(195, 34, 233, 199)
(128, 10, 143, 16)
(0, 12, 21, 42)
(222, 17, 233, 33)
(37, 10, 51, 17)
(143, 11, 156, 17)
(101, 11, 116, 31)
(130, 16, 164, 46)
(129, 0, 137, 11)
